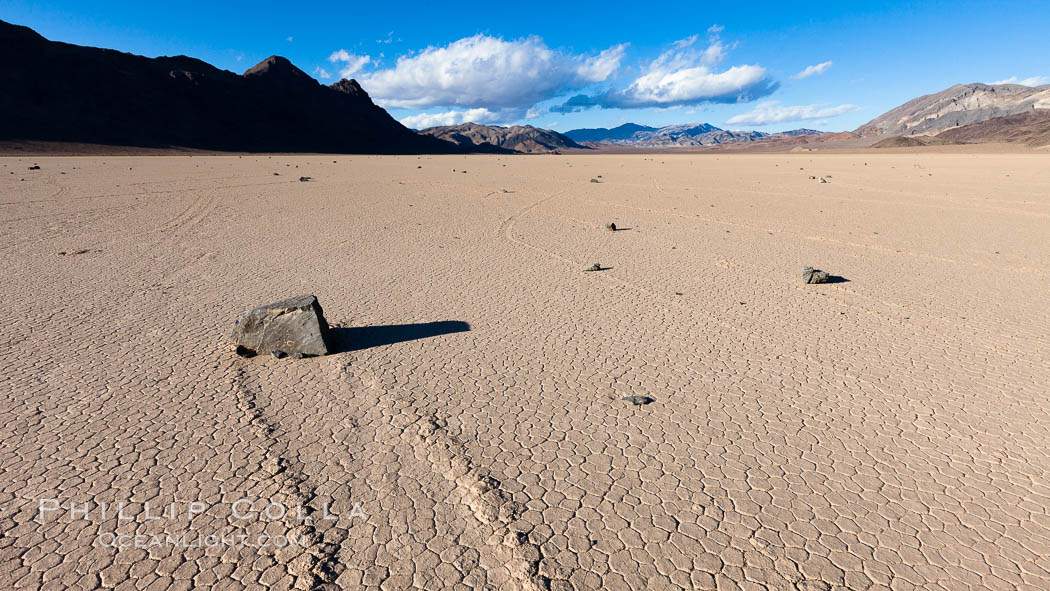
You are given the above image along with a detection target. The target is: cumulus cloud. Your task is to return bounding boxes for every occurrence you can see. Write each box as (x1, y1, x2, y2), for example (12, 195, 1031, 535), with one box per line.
(552, 33, 776, 112)
(577, 44, 629, 83)
(725, 101, 860, 126)
(358, 35, 625, 110)
(399, 108, 507, 129)
(991, 76, 1049, 86)
(792, 61, 832, 80)
(328, 49, 372, 78)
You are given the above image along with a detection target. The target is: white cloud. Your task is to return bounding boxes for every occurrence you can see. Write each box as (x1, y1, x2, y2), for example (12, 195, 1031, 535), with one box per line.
(554, 33, 775, 112)
(991, 76, 1049, 86)
(313, 66, 332, 79)
(358, 35, 625, 110)
(792, 61, 832, 80)
(726, 101, 860, 126)
(707, 24, 725, 34)
(286, 36, 294, 43)
(577, 44, 628, 82)
(400, 108, 505, 129)
(328, 49, 372, 78)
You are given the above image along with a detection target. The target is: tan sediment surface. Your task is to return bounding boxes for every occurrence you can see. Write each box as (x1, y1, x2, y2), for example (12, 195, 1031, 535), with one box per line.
(2, 152, 1049, 590)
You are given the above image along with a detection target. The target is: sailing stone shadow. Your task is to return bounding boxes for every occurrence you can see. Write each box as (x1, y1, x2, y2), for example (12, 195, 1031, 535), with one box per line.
(329, 321, 470, 352)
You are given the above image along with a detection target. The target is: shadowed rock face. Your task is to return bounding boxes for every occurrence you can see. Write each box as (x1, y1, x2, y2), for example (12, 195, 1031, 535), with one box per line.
(0, 20, 464, 154)
(230, 295, 332, 357)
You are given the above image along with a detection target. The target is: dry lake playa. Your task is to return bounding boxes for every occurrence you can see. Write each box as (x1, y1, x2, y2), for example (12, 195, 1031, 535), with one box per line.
(2, 151, 1049, 590)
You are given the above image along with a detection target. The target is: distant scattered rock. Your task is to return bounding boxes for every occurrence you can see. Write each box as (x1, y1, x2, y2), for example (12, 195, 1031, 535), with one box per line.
(230, 294, 332, 358)
(622, 395, 654, 406)
(605, 222, 617, 231)
(584, 263, 602, 272)
(802, 267, 830, 284)
(299, 176, 311, 182)
(820, 177, 829, 183)
(590, 178, 601, 183)
(28, 165, 40, 170)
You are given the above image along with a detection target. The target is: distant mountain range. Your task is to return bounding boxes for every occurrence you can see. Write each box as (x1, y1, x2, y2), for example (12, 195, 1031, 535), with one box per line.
(563, 123, 826, 148)
(0, 20, 460, 153)
(417, 123, 587, 153)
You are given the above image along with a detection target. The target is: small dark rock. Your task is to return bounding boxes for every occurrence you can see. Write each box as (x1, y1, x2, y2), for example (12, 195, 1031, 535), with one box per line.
(299, 176, 312, 182)
(234, 345, 256, 358)
(622, 395, 654, 406)
(590, 178, 600, 183)
(272, 350, 288, 359)
(802, 266, 830, 284)
(584, 263, 602, 272)
(605, 222, 617, 231)
(28, 165, 41, 170)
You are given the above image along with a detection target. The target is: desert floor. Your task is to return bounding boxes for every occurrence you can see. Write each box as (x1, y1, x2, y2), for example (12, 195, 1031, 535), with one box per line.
(2, 153, 1049, 591)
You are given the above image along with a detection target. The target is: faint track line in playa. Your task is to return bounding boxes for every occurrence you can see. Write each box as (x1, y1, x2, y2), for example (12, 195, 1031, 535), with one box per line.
(494, 180, 1049, 418)
(229, 366, 344, 590)
(348, 361, 575, 591)
(499, 190, 576, 265)
(0, 178, 290, 206)
(495, 197, 914, 588)
(649, 173, 1050, 220)
(645, 176, 1049, 275)
(152, 191, 218, 235)
(641, 177, 1047, 281)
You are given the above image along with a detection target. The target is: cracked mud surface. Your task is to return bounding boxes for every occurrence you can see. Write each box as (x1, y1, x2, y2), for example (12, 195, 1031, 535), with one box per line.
(2, 153, 1049, 590)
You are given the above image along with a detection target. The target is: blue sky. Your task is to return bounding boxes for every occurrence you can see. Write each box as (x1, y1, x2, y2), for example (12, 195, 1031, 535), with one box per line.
(4, 1, 1049, 131)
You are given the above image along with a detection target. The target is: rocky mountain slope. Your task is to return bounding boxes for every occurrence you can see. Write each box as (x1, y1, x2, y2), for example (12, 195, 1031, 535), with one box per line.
(0, 20, 461, 153)
(418, 123, 586, 153)
(936, 109, 1050, 146)
(855, 82, 1050, 137)
(565, 123, 825, 148)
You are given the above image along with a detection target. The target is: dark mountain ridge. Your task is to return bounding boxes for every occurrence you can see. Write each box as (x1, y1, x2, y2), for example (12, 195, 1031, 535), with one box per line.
(0, 20, 460, 153)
